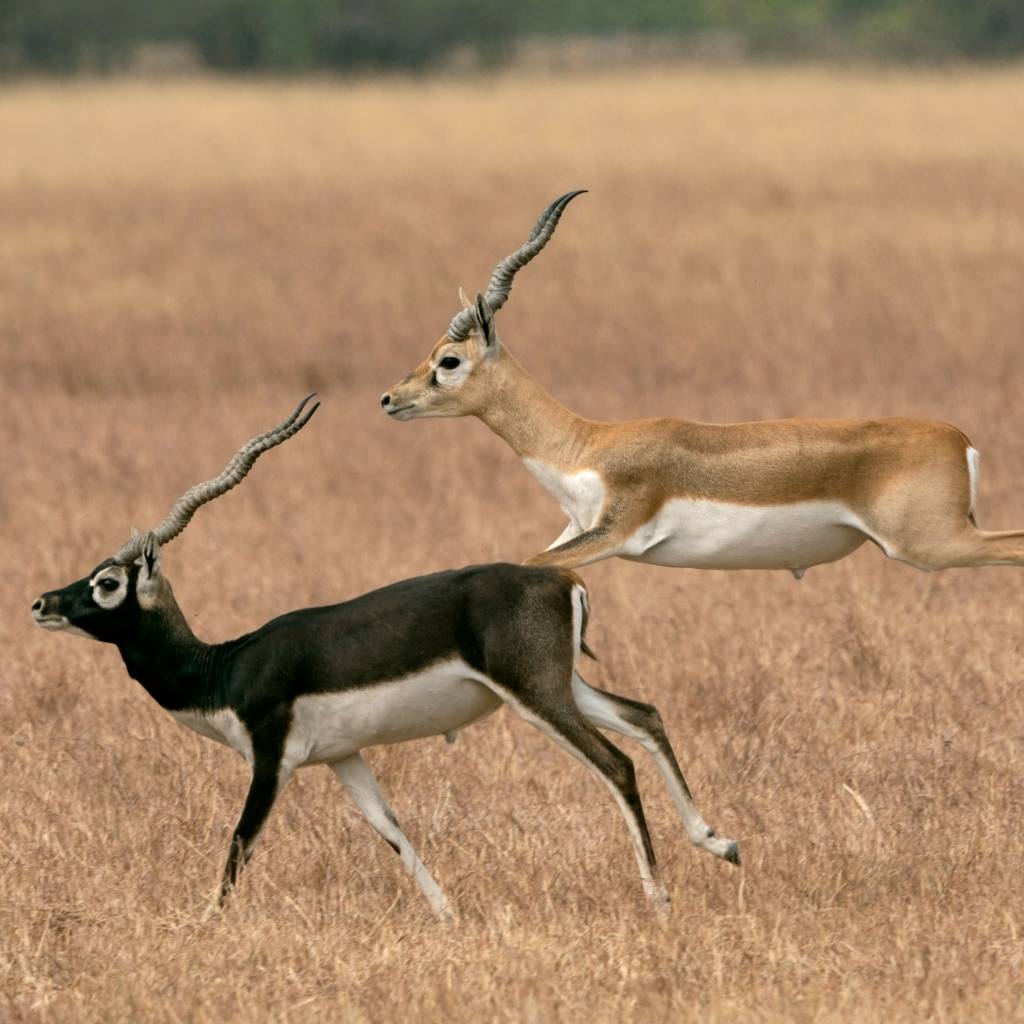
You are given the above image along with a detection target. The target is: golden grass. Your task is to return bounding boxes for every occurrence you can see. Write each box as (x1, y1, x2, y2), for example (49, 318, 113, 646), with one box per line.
(2, 68, 1024, 1021)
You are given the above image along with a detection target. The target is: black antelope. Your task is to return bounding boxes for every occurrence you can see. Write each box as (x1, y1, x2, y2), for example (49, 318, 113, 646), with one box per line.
(32, 396, 738, 918)
(382, 191, 1023, 579)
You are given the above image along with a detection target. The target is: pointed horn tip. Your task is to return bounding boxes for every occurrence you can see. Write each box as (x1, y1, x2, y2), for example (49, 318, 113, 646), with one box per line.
(285, 393, 319, 430)
(524, 189, 588, 243)
(278, 404, 318, 438)
(550, 189, 587, 214)
(547, 188, 587, 209)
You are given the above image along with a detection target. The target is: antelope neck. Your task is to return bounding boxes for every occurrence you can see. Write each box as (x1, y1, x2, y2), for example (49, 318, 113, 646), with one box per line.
(116, 601, 217, 712)
(475, 352, 593, 468)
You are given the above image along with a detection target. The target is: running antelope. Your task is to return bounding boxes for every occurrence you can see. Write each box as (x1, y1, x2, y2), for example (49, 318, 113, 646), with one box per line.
(31, 396, 738, 917)
(382, 191, 1021, 578)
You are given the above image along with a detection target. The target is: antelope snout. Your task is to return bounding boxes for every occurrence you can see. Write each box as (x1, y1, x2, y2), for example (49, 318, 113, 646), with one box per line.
(31, 594, 61, 626)
(380, 392, 417, 419)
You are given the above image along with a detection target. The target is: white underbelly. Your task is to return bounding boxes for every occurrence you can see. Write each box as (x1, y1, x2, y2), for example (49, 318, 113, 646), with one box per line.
(286, 659, 501, 766)
(620, 498, 868, 571)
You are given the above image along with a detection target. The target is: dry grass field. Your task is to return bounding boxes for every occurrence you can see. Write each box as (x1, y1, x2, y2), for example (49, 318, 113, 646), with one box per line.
(2, 67, 1024, 1022)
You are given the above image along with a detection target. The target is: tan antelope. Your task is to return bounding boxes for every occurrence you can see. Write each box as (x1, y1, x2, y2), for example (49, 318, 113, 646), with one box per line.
(382, 191, 1023, 578)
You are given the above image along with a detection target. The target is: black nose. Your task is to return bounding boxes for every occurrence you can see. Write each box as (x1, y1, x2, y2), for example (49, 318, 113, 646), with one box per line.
(32, 597, 44, 614)
(380, 393, 391, 408)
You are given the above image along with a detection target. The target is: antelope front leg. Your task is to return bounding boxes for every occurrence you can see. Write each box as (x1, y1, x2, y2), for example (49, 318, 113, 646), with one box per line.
(330, 753, 453, 921)
(218, 760, 291, 906)
(544, 520, 582, 551)
(525, 515, 632, 569)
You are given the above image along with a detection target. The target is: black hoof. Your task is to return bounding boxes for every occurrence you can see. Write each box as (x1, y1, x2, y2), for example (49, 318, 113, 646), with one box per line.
(724, 841, 741, 866)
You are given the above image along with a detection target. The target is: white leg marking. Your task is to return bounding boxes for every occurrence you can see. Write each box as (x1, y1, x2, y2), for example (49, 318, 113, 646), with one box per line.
(571, 675, 739, 863)
(330, 754, 452, 921)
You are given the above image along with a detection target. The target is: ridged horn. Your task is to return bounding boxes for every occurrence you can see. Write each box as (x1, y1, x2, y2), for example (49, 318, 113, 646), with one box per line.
(115, 394, 320, 565)
(447, 189, 586, 342)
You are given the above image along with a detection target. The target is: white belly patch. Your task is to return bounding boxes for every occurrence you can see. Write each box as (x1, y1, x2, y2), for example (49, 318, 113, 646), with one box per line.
(523, 459, 605, 530)
(284, 659, 502, 766)
(620, 498, 868, 571)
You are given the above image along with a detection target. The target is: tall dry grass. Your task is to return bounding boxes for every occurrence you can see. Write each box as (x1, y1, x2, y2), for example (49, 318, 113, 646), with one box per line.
(1, 68, 1023, 1022)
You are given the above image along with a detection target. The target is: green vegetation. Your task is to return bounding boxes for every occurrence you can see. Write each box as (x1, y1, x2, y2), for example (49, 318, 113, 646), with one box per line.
(1, 0, 1022, 73)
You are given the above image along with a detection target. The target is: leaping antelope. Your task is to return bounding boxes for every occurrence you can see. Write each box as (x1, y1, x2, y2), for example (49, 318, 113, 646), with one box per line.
(382, 191, 1023, 577)
(32, 396, 738, 917)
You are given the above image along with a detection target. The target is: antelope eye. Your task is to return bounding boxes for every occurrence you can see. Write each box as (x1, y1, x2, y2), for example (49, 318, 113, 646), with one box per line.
(439, 356, 461, 370)
(98, 578, 120, 592)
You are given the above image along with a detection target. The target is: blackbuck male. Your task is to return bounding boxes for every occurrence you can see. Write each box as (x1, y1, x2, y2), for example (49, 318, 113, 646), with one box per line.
(32, 396, 738, 917)
(382, 191, 1024, 578)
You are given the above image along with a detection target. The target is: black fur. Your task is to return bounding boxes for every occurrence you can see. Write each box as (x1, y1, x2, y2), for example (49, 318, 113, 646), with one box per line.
(34, 557, 719, 911)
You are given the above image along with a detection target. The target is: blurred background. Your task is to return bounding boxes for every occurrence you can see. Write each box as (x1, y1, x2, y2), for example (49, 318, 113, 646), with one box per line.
(2, 3, 1024, 1023)
(2, 0, 1023, 74)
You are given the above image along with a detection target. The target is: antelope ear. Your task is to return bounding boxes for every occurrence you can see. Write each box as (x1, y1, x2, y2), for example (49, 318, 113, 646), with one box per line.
(136, 534, 162, 607)
(473, 292, 497, 349)
(142, 534, 161, 574)
(458, 286, 473, 310)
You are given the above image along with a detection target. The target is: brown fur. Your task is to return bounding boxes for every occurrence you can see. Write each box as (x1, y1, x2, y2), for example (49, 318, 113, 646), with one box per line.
(386, 332, 1024, 573)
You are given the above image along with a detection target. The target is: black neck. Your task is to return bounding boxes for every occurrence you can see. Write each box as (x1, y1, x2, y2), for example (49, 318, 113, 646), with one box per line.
(115, 600, 215, 711)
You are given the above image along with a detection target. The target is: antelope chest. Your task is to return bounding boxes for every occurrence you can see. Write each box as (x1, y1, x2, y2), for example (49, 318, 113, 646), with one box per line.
(171, 707, 255, 764)
(522, 459, 605, 530)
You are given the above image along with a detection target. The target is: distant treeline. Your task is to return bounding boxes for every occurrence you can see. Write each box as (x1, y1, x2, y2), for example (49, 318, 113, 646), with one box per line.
(2, 0, 1022, 73)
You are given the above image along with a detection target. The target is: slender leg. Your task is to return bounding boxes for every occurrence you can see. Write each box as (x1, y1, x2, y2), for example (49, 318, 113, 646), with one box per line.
(480, 677, 669, 909)
(572, 674, 740, 865)
(545, 520, 582, 551)
(330, 753, 452, 921)
(219, 761, 293, 905)
(524, 509, 637, 569)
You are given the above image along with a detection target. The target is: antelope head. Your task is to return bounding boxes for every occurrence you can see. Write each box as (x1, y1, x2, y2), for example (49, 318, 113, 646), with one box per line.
(381, 190, 585, 421)
(31, 395, 319, 644)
